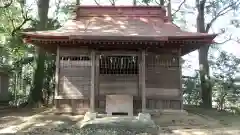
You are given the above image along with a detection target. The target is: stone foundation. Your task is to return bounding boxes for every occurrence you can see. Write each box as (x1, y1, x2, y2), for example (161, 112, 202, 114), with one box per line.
(137, 113, 152, 121)
(83, 112, 97, 122)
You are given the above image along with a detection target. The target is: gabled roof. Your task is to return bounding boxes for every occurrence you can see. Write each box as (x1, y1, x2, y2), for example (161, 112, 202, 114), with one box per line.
(22, 6, 217, 55)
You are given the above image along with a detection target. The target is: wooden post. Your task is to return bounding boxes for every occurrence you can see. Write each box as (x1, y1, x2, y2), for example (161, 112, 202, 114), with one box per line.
(95, 54, 100, 110)
(54, 46, 60, 102)
(90, 50, 96, 112)
(179, 48, 183, 110)
(141, 50, 146, 112)
(71, 99, 76, 115)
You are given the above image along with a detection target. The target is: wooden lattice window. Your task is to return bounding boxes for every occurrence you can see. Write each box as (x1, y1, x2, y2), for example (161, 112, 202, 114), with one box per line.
(61, 56, 90, 61)
(60, 56, 91, 68)
(99, 56, 139, 74)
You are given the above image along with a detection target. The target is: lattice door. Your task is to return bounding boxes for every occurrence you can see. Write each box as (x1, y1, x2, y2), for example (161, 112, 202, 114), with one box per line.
(97, 51, 140, 111)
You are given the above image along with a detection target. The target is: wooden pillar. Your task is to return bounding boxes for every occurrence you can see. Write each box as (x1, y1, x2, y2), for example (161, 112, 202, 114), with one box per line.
(179, 48, 183, 110)
(54, 46, 60, 101)
(95, 54, 100, 110)
(141, 50, 146, 112)
(90, 50, 96, 112)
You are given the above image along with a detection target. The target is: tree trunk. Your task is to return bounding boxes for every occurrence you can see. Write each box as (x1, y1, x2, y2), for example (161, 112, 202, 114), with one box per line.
(197, 0, 212, 108)
(14, 73, 17, 105)
(167, 0, 172, 21)
(199, 46, 212, 108)
(133, 0, 136, 6)
(160, 0, 164, 6)
(28, 0, 50, 107)
(76, 0, 80, 5)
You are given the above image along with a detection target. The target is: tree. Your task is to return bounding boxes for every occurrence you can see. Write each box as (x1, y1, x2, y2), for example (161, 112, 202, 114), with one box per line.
(0, 0, 36, 106)
(0, 0, 13, 8)
(28, 0, 50, 107)
(195, 0, 240, 108)
(209, 51, 240, 110)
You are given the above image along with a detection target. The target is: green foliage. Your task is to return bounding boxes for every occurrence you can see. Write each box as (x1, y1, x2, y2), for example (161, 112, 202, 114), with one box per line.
(183, 51, 240, 111)
(183, 72, 201, 105)
(0, 0, 62, 107)
(210, 51, 240, 110)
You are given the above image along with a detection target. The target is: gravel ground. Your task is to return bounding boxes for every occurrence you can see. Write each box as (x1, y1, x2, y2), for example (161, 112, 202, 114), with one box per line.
(21, 117, 159, 135)
(1, 108, 240, 135)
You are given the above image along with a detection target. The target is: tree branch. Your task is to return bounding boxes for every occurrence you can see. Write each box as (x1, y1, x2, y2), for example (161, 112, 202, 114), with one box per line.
(94, 0, 100, 5)
(172, 0, 186, 16)
(215, 35, 232, 45)
(109, 0, 116, 6)
(11, 18, 32, 36)
(206, 1, 240, 32)
(11, 3, 32, 36)
(155, 0, 160, 5)
(233, 37, 240, 44)
(0, 0, 13, 8)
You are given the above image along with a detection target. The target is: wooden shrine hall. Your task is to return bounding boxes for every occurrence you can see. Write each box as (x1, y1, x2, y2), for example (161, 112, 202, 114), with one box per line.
(21, 6, 216, 115)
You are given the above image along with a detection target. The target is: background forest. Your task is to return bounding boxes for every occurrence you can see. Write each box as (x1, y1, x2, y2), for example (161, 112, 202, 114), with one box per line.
(0, 0, 240, 113)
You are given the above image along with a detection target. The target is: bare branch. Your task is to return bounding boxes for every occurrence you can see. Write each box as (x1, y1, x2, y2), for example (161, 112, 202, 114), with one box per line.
(0, 0, 13, 8)
(206, 1, 240, 32)
(155, 0, 160, 5)
(94, 0, 100, 5)
(215, 35, 232, 45)
(233, 37, 240, 44)
(172, 0, 186, 16)
(109, 0, 116, 6)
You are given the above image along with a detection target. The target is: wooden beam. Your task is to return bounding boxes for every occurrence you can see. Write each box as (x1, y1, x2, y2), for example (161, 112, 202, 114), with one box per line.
(90, 50, 96, 112)
(141, 50, 146, 112)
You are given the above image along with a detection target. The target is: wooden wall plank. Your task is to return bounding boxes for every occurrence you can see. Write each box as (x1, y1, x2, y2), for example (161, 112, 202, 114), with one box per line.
(145, 51, 181, 97)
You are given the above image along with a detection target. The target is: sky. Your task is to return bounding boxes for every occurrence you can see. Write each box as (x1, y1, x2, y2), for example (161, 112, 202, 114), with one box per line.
(26, 0, 240, 76)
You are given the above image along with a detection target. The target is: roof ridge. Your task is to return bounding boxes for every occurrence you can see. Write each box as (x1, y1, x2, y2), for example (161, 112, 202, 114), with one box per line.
(74, 5, 167, 19)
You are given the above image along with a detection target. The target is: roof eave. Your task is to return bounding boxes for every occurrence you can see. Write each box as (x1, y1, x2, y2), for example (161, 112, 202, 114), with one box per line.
(22, 32, 218, 41)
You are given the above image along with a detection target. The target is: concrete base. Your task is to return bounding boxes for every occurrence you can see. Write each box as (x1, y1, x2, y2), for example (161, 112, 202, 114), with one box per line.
(137, 113, 151, 121)
(83, 111, 97, 122)
(78, 116, 159, 134)
(106, 95, 133, 116)
(161, 109, 188, 115)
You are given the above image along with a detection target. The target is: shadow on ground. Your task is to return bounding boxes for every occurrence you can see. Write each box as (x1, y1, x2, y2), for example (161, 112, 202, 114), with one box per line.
(0, 107, 240, 135)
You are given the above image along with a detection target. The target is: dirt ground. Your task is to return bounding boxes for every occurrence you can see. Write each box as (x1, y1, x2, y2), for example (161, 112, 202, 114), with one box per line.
(0, 107, 240, 135)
